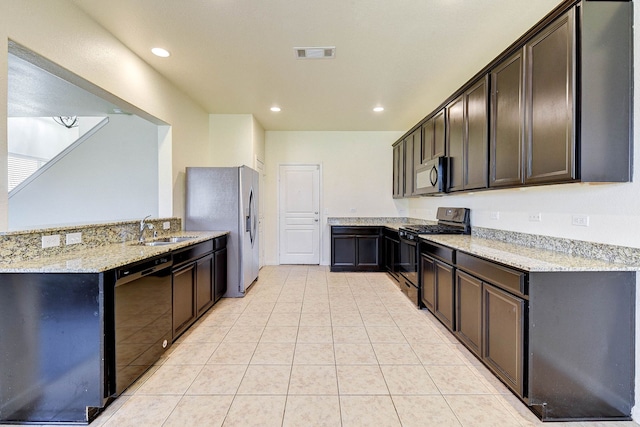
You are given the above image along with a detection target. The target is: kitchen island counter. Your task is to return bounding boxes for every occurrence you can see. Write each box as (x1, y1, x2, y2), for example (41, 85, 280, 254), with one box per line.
(0, 231, 228, 273)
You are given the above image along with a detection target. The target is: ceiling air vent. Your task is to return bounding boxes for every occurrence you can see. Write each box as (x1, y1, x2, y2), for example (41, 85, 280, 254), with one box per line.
(294, 46, 335, 60)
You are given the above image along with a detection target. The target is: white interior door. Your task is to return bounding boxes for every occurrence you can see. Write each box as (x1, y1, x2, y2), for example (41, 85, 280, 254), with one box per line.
(279, 164, 320, 264)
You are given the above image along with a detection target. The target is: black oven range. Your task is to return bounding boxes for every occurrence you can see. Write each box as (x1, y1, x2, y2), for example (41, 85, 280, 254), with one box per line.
(396, 207, 470, 306)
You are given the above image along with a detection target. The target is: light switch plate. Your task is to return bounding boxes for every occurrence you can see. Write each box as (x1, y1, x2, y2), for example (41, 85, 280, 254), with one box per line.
(490, 211, 500, 220)
(163, 221, 171, 230)
(42, 235, 61, 248)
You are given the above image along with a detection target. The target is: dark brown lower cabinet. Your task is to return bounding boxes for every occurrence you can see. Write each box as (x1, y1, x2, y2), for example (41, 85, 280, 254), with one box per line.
(434, 260, 455, 331)
(419, 240, 635, 421)
(420, 254, 435, 311)
(454, 268, 524, 396)
(214, 246, 227, 302)
(195, 254, 214, 317)
(383, 228, 400, 281)
(172, 262, 196, 339)
(483, 282, 524, 397)
(420, 253, 454, 331)
(455, 270, 482, 356)
(330, 226, 381, 272)
(172, 237, 227, 340)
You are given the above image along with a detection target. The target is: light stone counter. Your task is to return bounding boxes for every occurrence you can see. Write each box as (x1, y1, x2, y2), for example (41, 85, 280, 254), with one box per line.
(421, 234, 640, 272)
(0, 231, 229, 273)
(327, 217, 435, 230)
(328, 216, 640, 271)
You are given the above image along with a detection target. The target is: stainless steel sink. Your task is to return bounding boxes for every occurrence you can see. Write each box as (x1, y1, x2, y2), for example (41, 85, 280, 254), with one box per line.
(142, 241, 174, 246)
(153, 236, 198, 243)
(129, 236, 199, 246)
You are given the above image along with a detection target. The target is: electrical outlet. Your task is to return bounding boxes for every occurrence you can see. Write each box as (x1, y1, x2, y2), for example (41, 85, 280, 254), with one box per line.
(490, 211, 500, 220)
(572, 214, 590, 227)
(65, 232, 82, 245)
(528, 213, 542, 222)
(42, 234, 61, 248)
(163, 221, 171, 230)
(350, 208, 357, 213)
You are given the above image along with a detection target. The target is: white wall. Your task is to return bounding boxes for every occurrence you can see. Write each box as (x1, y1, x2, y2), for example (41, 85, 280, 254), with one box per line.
(0, 0, 211, 230)
(8, 114, 158, 230)
(210, 114, 254, 167)
(252, 116, 265, 169)
(264, 131, 405, 265)
(209, 114, 266, 168)
(9, 117, 78, 159)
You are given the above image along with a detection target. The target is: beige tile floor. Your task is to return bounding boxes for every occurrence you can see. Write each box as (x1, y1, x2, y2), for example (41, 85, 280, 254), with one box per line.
(6, 265, 637, 427)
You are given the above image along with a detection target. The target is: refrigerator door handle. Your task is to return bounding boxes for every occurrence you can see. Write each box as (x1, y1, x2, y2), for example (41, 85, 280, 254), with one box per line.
(247, 187, 256, 246)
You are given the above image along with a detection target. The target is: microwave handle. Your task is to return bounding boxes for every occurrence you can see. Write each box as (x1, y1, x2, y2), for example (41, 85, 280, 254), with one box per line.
(430, 165, 438, 186)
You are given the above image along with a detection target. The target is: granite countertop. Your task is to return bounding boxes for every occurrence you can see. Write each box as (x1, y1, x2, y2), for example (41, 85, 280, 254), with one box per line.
(0, 231, 229, 273)
(327, 217, 435, 230)
(421, 234, 640, 272)
(331, 222, 406, 230)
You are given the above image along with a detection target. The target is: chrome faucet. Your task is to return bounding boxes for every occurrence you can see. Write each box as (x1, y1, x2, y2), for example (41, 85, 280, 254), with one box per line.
(138, 215, 153, 243)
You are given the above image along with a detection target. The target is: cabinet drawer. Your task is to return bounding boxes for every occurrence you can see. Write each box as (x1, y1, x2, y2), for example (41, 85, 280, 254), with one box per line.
(420, 240, 455, 264)
(331, 226, 380, 236)
(456, 252, 526, 297)
(213, 235, 227, 250)
(173, 240, 214, 268)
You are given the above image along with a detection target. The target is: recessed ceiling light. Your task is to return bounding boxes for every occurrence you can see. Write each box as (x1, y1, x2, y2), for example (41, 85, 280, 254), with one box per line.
(373, 106, 384, 112)
(151, 47, 170, 58)
(270, 107, 281, 112)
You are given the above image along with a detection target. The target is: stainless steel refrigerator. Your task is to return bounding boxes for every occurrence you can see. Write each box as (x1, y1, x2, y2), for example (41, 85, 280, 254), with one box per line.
(185, 166, 259, 297)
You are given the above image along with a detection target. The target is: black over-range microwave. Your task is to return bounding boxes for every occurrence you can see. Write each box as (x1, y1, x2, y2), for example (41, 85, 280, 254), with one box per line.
(414, 156, 447, 196)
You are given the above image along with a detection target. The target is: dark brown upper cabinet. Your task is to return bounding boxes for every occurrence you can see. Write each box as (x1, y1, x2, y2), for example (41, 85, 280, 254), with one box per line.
(402, 134, 414, 197)
(525, 9, 575, 184)
(466, 78, 489, 190)
(421, 109, 446, 165)
(449, 77, 489, 192)
(433, 110, 446, 159)
(392, 142, 403, 198)
(490, 52, 524, 188)
(491, 13, 575, 188)
(447, 96, 465, 192)
(393, 0, 631, 198)
(421, 117, 434, 164)
(403, 133, 415, 197)
(393, 127, 421, 198)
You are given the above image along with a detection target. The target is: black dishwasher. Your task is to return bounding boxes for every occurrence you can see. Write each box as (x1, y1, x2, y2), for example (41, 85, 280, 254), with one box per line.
(112, 254, 172, 395)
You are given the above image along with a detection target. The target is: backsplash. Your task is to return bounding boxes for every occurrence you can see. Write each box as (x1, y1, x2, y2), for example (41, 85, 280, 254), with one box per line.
(473, 227, 640, 266)
(0, 218, 182, 263)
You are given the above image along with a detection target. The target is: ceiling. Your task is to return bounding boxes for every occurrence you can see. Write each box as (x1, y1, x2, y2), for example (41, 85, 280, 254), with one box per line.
(70, 0, 563, 131)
